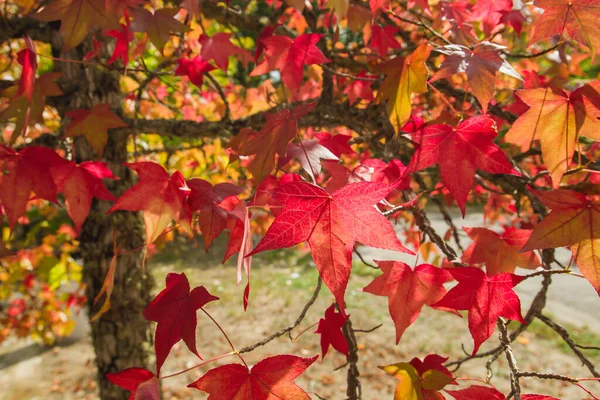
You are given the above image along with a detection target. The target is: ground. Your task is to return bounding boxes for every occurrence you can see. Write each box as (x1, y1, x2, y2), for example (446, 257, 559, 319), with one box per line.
(1, 215, 600, 399)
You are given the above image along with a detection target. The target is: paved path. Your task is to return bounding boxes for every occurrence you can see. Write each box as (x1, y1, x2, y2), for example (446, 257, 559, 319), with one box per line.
(356, 212, 600, 331)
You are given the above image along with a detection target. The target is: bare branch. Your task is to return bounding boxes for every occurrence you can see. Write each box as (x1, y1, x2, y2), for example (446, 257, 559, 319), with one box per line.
(536, 314, 600, 378)
(239, 278, 322, 354)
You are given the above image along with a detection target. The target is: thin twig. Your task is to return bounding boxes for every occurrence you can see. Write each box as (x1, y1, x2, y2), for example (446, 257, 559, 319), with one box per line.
(536, 314, 600, 377)
(353, 248, 379, 269)
(239, 278, 322, 353)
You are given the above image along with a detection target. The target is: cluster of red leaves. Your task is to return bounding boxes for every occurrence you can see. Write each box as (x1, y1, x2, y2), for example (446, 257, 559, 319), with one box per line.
(108, 272, 318, 400)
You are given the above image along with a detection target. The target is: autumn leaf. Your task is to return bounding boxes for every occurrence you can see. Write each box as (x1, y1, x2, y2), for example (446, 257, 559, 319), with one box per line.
(379, 43, 431, 135)
(432, 267, 525, 355)
(431, 42, 522, 113)
(187, 178, 243, 251)
(248, 180, 413, 315)
(447, 385, 505, 400)
(408, 116, 517, 215)
(188, 354, 318, 400)
(504, 84, 600, 188)
(446, 385, 559, 400)
(65, 104, 127, 156)
(130, 7, 189, 54)
(229, 102, 316, 183)
(106, 368, 160, 400)
(33, 0, 119, 50)
(370, 0, 389, 15)
(0, 145, 67, 229)
(52, 161, 117, 235)
(143, 272, 219, 375)
(283, 139, 339, 181)
(363, 261, 453, 343)
(371, 25, 402, 57)
(16, 40, 37, 102)
(468, 0, 512, 35)
(0, 72, 63, 142)
(250, 33, 330, 94)
(521, 189, 600, 295)
(462, 227, 540, 275)
(108, 162, 192, 244)
(343, 70, 376, 105)
(198, 32, 252, 71)
(106, 23, 133, 66)
(530, 0, 600, 55)
(380, 354, 454, 400)
(314, 132, 355, 157)
(328, 0, 350, 20)
(315, 304, 349, 359)
(175, 56, 216, 88)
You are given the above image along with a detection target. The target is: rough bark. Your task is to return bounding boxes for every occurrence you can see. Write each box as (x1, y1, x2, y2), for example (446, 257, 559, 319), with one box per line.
(50, 34, 154, 399)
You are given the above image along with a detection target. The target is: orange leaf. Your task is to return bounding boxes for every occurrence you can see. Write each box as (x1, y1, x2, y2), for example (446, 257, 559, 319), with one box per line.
(65, 104, 127, 156)
(33, 0, 119, 51)
(504, 84, 600, 187)
(530, 0, 600, 56)
(522, 189, 600, 295)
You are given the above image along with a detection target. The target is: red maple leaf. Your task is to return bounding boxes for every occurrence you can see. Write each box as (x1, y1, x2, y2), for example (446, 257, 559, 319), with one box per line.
(363, 261, 453, 343)
(198, 32, 252, 71)
(108, 162, 192, 244)
(16, 41, 37, 101)
(175, 56, 216, 88)
(447, 385, 558, 400)
(106, 367, 160, 400)
(370, 25, 401, 57)
(0, 145, 67, 229)
(343, 70, 375, 105)
(250, 33, 330, 94)
(432, 267, 525, 355)
(187, 178, 243, 251)
(370, 0, 390, 16)
(143, 272, 219, 375)
(461, 227, 540, 275)
(314, 132, 355, 157)
(254, 24, 278, 62)
(52, 161, 117, 235)
(315, 304, 349, 359)
(248, 180, 413, 315)
(228, 103, 316, 183)
(467, 0, 512, 35)
(106, 23, 133, 65)
(188, 354, 318, 399)
(407, 116, 517, 215)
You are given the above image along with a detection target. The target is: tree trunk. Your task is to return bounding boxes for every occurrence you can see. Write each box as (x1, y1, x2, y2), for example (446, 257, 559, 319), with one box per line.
(50, 36, 154, 399)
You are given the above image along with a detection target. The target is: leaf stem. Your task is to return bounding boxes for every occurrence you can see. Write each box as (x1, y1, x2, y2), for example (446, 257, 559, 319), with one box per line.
(159, 351, 235, 380)
(200, 308, 248, 368)
(291, 321, 319, 342)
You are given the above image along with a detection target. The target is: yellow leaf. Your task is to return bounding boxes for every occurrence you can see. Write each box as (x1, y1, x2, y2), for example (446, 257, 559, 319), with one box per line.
(328, 0, 350, 20)
(379, 363, 423, 400)
(571, 239, 600, 296)
(380, 43, 431, 135)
